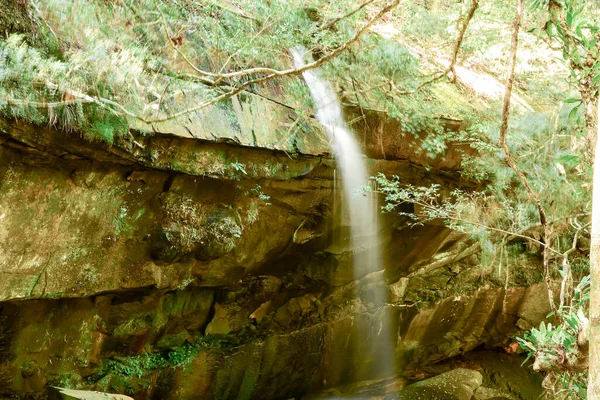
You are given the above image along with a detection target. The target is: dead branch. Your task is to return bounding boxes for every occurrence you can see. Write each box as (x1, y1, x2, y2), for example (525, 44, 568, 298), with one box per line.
(115, 0, 401, 123)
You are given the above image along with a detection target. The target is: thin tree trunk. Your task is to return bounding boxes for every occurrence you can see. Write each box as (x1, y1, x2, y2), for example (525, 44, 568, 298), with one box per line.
(498, 0, 556, 313)
(589, 99, 600, 399)
(449, 0, 479, 82)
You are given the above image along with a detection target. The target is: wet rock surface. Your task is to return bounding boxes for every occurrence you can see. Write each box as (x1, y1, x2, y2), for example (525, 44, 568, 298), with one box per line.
(306, 351, 541, 400)
(388, 368, 483, 400)
(0, 118, 548, 399)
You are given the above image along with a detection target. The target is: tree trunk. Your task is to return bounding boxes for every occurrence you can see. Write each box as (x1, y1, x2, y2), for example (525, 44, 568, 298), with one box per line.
(589, 99, 600, 399)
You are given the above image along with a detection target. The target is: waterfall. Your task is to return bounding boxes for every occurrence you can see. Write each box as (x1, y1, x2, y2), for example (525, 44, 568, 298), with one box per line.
(291, 47, 395, 385)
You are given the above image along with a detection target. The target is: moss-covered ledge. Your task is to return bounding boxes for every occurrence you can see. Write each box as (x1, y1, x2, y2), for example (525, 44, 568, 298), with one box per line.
(129, 91, 331, 157)
(0, 117, 329, 182)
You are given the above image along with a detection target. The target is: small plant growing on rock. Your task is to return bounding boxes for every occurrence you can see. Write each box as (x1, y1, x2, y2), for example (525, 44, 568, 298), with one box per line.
(517, 276, 590, 399)
(249, 184, 271, 204)
(244, 202, 260, 225)
(153, 193, 243, 261)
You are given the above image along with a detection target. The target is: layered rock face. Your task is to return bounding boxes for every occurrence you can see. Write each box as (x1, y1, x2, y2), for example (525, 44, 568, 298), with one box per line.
(0, 95, 548, 399)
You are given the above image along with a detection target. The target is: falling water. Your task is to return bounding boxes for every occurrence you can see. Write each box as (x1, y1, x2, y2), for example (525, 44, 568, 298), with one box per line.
(291, 47, 395, 384)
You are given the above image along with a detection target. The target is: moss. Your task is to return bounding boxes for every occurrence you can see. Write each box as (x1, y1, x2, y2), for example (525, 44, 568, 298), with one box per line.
(113, 316, 153, 337)
(113, 204, 136, 237)
(47, 372, 85, 390)
(217, 97, 241, 134)
(0, 0, 37, 40)
(92, 342, 202, 382)
(162, 290, 214, 316)
(237, 366, 260, 400)
(90, 332, 259, 390)
(155, 194, 242, 261)
(156, 331, 189, 350)
(44, 292, 65, 298)
(88, 113, 128, 144)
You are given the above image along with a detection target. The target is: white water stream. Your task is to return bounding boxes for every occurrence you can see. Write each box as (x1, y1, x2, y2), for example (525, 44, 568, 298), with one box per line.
(291, 47, 395, 383)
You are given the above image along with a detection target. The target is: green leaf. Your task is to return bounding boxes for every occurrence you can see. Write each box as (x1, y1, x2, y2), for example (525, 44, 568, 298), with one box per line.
(529, 334, 538, 345)
(557, 154, 580, 168)
(568, 104, 581, 122)
(556, 24, 566, 42)
(520, 352, 532, 366)
(577, 308, 587, 323)
(564, 97, 582, 103)
(566, 11, 573, 27)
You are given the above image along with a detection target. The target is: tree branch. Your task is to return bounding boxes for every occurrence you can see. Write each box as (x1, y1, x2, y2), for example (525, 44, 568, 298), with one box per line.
(391, 0, 479, 96)
(499, 0, 556, 312)
(407, 198, 564, 257)
(449, 0, 478, 81)
(157, 0, 400, 82)
(4, 0, 400, 126)
(559, 226, 582, 308)
(318, 0, 377, 33)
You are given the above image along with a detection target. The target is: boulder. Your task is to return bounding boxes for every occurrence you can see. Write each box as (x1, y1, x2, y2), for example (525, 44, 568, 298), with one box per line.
(387, 368, 483, 400)
(50, 387, 133, 400)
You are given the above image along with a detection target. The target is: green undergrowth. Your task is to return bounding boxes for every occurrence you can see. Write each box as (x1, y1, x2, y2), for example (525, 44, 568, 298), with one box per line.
(0, 34, 131, 143)
(516, 276, 590, 399)
(0, 0, 530, 148)
(93, 342, 201, 380)
(89, 329, 267, 383)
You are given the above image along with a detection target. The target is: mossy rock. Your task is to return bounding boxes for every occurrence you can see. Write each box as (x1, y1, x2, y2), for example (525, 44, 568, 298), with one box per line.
(196, 207, 242, 260)
(152, 193, 242, 261)
(387, 368, 483, 400)
(0, 0, 37, 40)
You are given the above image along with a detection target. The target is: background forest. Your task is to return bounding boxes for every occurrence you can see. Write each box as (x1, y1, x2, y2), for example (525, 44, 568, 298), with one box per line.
(1, 0, 600, 398)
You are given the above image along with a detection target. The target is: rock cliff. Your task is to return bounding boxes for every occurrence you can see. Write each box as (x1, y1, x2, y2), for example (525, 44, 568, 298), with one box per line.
(0, 93, 548, 399)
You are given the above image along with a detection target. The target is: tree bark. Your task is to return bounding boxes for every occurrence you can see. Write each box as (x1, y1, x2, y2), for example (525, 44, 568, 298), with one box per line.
(589, 99, 600, 399)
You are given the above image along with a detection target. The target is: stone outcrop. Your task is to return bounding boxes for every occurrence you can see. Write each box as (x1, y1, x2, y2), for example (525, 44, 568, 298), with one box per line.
(389, 368, 483, 400)
(306, 349, 543, 400)
(0, 96, 548, 399)
(49, 387, 133, 400)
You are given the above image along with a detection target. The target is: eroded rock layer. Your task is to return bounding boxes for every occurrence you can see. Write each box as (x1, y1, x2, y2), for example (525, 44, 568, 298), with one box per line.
(0, 109, 548, 399)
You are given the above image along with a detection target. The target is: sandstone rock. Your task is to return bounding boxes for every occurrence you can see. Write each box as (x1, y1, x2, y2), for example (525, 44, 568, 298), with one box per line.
(249, 300, 275, 322)
(0, 115, 549, 399)
(387, 368, 483, 400)
(517, 283, 554, 327)
(472, 386, 516, 400)
(50, 387, 133, 400)
(155, 330, 192, 350)
(462, 352, 544, 400)
(205, 304, 236, 335)
(389, 278, 409, 302)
